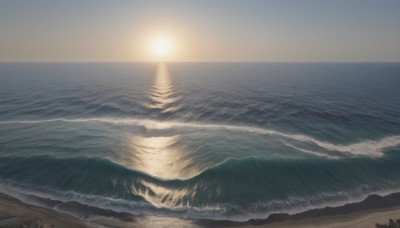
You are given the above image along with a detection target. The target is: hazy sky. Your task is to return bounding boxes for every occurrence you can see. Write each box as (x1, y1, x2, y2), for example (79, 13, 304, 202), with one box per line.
(1, 0, 400, 61)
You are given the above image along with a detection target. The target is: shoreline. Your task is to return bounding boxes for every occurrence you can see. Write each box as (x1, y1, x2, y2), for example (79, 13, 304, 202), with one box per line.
(0, 192, 96, 228)
(248, 207, 400, 228)
(196, 192, 400, 227)
(0, 192, 400, 227)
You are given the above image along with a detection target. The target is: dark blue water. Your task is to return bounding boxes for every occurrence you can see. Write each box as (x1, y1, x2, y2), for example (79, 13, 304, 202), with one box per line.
(0, 62, 400, 222)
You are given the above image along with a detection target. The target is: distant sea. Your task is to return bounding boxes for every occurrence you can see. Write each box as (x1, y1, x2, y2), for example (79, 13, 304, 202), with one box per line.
(0, 62, 400, 223)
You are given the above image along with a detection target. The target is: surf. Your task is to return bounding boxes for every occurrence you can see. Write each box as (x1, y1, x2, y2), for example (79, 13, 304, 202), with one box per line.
(1, 117, 400, 158)
(1, 155, 400, 221)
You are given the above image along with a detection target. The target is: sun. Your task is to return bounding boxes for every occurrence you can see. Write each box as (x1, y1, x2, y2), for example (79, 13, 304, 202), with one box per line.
(149, 35, 175, 60)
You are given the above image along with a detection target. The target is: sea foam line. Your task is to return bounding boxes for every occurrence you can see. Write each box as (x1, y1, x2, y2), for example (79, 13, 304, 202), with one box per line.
(1, 181, 400, 222)
(0, 118, 399, 157)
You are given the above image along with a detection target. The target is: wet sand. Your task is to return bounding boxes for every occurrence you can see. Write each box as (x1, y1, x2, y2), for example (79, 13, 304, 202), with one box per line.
(250, 207, 400, 228)
(0, 192, 95, 228)
(0, 191, 400, 228)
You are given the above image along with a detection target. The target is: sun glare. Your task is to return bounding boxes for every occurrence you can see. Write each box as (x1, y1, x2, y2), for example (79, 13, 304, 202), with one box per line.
(149, 35, 174, 60)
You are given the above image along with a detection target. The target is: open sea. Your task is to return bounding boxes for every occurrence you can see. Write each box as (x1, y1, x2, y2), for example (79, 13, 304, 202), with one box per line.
(0, 62, 400, 225)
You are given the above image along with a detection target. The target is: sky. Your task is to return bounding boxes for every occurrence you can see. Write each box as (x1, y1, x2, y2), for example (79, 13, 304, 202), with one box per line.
(1, 0, 400, 62)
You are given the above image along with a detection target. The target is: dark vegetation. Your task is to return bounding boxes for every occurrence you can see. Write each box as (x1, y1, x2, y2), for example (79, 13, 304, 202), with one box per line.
(376, 219, 400, 228)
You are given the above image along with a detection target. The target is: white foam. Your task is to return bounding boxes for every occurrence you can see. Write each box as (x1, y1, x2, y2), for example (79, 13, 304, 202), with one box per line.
(282, 142, 339, 159)
(1, 182, 400, 222)
(1, 118, 399, 157)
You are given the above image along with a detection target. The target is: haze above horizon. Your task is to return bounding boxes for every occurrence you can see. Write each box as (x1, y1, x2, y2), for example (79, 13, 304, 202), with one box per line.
(1, 0, 400, 62)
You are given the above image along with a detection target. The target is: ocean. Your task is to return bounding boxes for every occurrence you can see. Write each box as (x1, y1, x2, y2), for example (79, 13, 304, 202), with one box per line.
(0, 62, 400, 224)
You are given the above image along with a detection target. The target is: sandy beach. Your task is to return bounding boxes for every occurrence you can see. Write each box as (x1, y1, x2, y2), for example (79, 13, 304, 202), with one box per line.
(253, 208, 400, 228)
(0, 191, 399, 228)
(0, 193, 95, 228)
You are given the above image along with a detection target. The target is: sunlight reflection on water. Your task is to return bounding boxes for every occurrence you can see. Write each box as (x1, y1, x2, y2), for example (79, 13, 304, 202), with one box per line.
(127, 63, 196, 180)
(145, 63, 181, 112)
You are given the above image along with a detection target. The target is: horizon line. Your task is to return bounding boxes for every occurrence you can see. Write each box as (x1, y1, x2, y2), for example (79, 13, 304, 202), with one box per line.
(1, 60, 400, 63)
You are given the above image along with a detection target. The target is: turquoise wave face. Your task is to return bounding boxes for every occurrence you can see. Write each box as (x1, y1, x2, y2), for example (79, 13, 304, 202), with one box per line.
(1, 152, 400, 220)
(0, 62, 400, 221)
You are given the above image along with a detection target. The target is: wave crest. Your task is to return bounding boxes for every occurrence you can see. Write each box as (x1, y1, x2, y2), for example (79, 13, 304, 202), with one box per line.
(1, 155, 400, 221)
(1, 117, 399, 157)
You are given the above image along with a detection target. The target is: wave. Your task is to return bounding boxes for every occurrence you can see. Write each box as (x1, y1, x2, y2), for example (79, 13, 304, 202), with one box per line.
(1, 117, 400, 158)
(1, 155, 400, 221)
